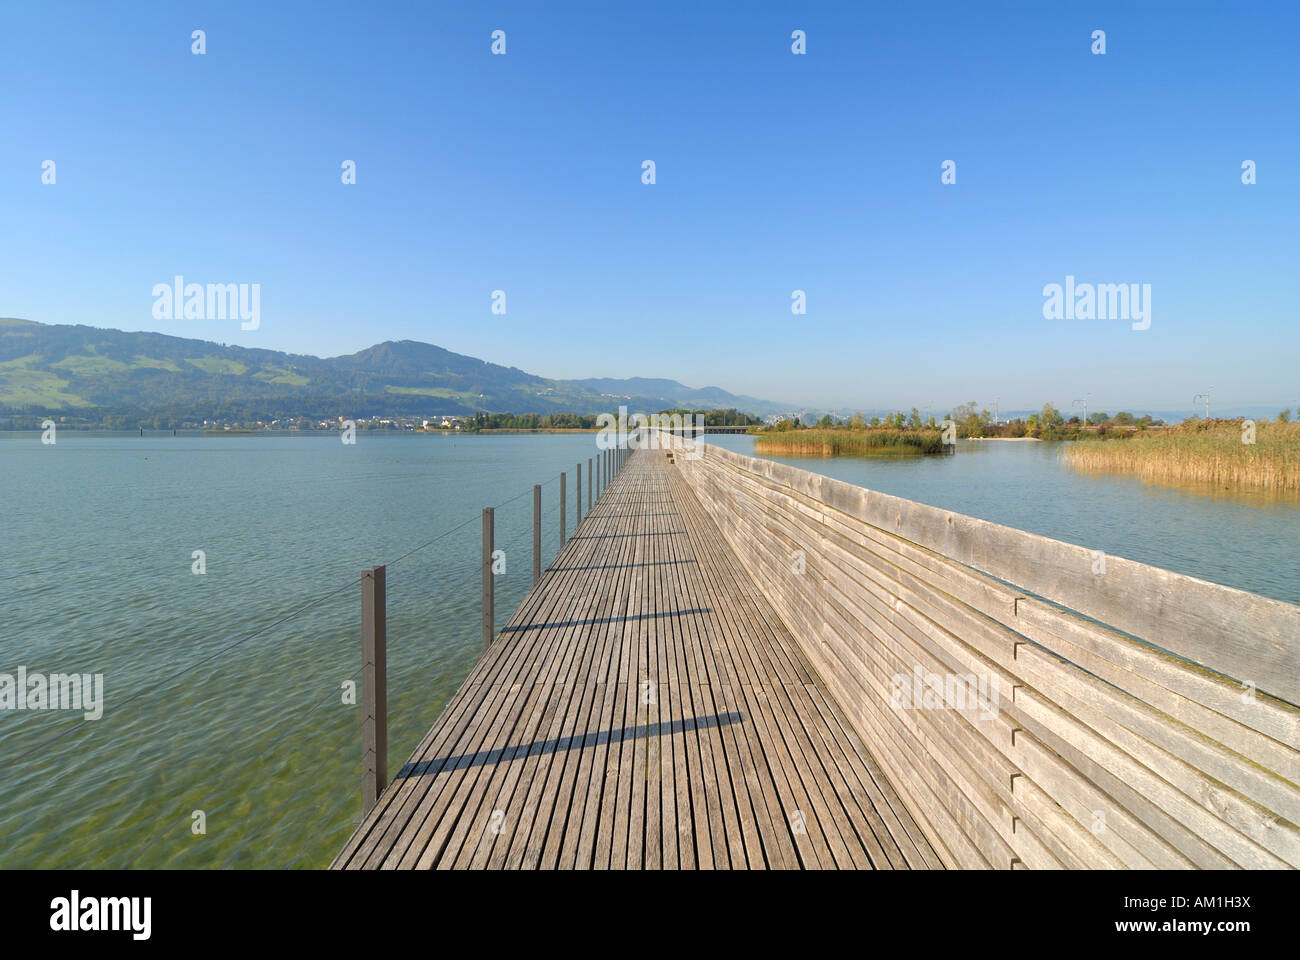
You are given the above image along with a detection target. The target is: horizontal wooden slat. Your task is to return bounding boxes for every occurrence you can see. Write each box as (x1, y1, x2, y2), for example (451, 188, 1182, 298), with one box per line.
(703, 442, 1300, 707)
(668, 434, 1300, 871)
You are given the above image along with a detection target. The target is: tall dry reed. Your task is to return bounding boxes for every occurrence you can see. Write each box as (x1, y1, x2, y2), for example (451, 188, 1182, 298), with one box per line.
(1062, 420, 1300, 492)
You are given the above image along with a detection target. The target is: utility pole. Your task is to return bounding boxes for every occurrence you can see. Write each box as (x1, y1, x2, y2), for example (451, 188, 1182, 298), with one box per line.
(992, 398, 999, 426)
(1073, 396, 1089, 430)
(1194, 388, 1211, 420)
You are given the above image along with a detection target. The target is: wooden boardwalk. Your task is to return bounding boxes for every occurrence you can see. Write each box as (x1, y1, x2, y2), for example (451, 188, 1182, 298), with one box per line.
(333, 449, 940, 869)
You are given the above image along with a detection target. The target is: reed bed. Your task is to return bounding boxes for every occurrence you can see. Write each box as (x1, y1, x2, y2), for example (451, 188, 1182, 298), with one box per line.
(1063, 420, 1300, 492)
(754, 428, 945, 457)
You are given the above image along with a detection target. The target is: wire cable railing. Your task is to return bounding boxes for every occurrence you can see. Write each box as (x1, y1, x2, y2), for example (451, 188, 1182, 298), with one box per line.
(4, 444, 632, 869)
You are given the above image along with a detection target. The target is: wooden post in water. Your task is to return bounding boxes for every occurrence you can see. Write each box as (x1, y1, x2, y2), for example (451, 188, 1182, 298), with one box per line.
(481, 507, 494, 651)
(533, 484, 542, 584)
(559, 472, 566, 545)
(361, 565, 387, 817)
(587, 458, 592, 512)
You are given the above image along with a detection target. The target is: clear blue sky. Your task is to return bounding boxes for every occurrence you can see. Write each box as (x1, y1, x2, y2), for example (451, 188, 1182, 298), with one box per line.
(2, 1, 1297, 414)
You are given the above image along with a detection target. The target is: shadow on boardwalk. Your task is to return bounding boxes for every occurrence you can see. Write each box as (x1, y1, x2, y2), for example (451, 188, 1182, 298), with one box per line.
(395, 711, 745, 778)
(547, 558, 698, 573)
(500, 608, 711, 632)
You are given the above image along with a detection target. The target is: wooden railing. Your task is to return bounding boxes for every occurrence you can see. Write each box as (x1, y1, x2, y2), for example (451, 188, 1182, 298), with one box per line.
(663, 434, 1300, 869)
(355, 445, 629, 817)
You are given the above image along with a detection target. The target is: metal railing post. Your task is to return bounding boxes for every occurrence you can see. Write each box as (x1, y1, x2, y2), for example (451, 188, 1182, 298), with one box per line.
(587, 458, 592, 512)
(482, 507, 494, 651)
(361, 565, 387, 816)
(559, 472, 566, 545)
(576, 461, 582, 527)
(533, 483, 542, 585)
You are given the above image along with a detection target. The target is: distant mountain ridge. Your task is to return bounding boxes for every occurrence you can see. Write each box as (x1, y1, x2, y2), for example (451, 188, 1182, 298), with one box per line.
(0, 319, 790, 421)
(566, 376, 780, 413)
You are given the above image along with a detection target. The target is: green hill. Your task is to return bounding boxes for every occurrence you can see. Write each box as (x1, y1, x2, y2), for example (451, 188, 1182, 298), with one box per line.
(0, 320, 786, 424)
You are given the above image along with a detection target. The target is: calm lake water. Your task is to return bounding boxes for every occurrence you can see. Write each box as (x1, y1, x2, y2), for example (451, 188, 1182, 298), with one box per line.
(2, 431, 1296, 869)
(2, 432, 601, 869)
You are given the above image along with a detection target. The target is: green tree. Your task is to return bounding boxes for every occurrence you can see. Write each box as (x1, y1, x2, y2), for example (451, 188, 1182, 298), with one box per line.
(1280, 408, 1292, 423)
(951, 402, 981, 437)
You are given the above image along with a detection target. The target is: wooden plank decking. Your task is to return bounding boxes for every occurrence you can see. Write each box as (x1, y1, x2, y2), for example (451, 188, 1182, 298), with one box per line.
(332, 449, 940, 869)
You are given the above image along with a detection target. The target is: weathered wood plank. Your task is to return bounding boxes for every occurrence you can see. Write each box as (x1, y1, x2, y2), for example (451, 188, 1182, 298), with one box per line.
(700, 442, 1300, 705)
(669, 436, 1300, 871)
(333, 449, 937, 869)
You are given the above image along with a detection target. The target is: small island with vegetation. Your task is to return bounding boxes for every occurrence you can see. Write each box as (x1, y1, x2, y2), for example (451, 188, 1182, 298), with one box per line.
(754, 409, 947, 457)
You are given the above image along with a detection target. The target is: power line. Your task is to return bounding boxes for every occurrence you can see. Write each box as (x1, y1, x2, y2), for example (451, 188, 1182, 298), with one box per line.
(10, 576, 361, 767)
